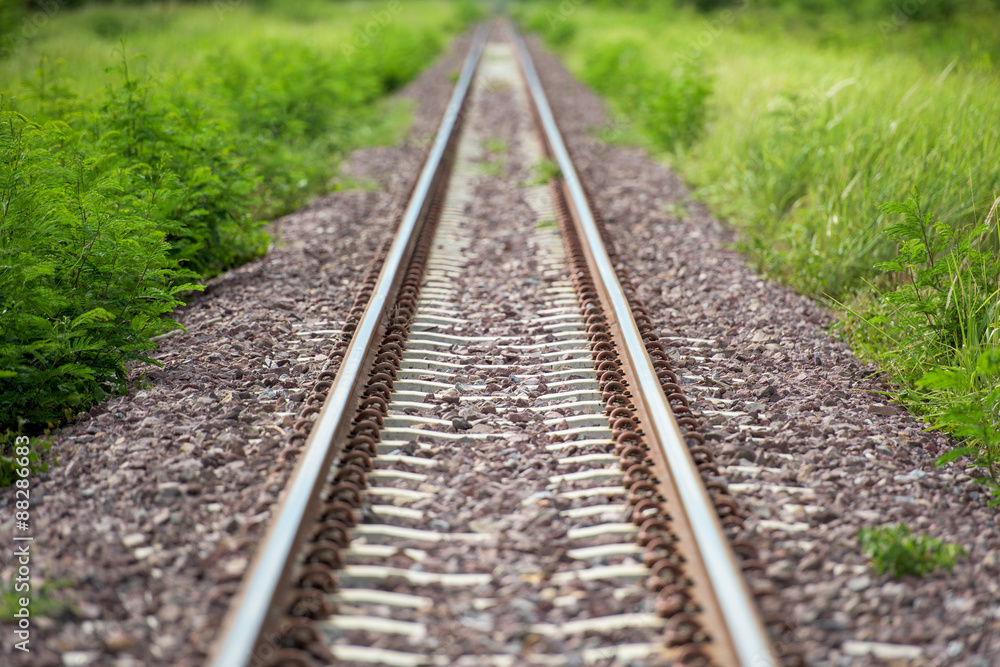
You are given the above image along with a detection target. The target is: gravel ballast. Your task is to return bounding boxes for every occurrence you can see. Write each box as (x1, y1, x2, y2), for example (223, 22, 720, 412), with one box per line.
(525, 35, 999, 667)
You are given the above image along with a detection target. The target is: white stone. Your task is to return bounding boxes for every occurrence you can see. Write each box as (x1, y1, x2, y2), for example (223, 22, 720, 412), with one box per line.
(62, 651, 100, 667)
(842, 641, 923, 660)
(134, 546, 155, 560)
(121, 532, 146, 548)
(223, 556, 249, 577)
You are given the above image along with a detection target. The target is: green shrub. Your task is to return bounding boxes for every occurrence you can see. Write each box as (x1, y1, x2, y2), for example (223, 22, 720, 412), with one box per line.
(0, 105, 201, 431)
(87, 10, 130, 39)
(0, 1, 24, 52)
(451, 0, 485, 29)
(0, 1, 460, 458)
(93, 54, 266, 275)
(678, 0, 739, 12)
(674, 0, 965, 19)
(0, 435, 50, 488)
(859, 524, 966, 577)
(201, 27, 443, 214)
(891, 0, 961, 22)
(521, 4, 578, 46)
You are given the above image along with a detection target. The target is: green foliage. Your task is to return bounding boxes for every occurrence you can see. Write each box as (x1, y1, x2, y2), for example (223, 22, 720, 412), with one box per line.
(451, 0, 486, 28)
(94, 52, 267, 275)
(0, 576, 74, 620)
(0, 1, 24, 54)
(531, 158, 562, 185)
(520, 0, 1000, 505)
(577, 39, 711, 153)
(0, 102, 202, 430)
(520, 1, 1000, 296)
(677, 0, 975, 20)
(845, 196, 1000, 501)
(587, 0, 655, 9)
(705, 73, 1000, 297)
(920, 350, 1000, 503)
(0, 0, 464, 458)
(872, 195, 1000, 355)
(677, 0, 740, 12)
(858, 524, 966, 577)
(0, 436, 50, 487)
(201, 26, 443, 214)
(520, 5, 578, 46)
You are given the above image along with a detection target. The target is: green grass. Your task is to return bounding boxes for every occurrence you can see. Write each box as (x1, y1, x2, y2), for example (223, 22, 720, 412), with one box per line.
(844, 195, 1000, 501)
(0, 0, 480, 469)
(519, 2, 1000, 296)
(484, 138, 508, 154)
(0, 577, 75, 620)
(479, 158, 506, 176)
(859, 524, 966, 578)
(517, 1, 1000, 502)
(2, 2, 469, 104)
(531, 158, 563, 185)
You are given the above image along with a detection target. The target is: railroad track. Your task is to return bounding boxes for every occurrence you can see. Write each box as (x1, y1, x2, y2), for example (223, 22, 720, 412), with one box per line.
(210, 23, 777, 667)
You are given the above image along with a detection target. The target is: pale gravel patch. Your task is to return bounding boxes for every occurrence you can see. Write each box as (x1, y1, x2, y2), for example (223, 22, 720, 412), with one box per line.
(525, 34, 999, 667)
(0, 32, 473, 667)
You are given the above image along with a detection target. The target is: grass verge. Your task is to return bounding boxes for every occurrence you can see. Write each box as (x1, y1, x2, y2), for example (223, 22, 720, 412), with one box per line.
(0, 0, 482, 473)
(517, 0, 1000, 503)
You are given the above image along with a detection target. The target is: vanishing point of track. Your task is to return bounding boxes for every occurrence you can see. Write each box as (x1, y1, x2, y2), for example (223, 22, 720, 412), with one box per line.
(209, 23, 777, 667)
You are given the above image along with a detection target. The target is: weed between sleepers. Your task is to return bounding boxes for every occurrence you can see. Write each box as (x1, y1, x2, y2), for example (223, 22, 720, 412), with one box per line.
(532, 158, 563, 186)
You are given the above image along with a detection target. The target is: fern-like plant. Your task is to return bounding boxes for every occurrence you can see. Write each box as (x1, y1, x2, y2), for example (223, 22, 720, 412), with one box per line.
(919, 350, 1000, 503)
(874, 194, 1000, 356)
(0, 105, 199, 435)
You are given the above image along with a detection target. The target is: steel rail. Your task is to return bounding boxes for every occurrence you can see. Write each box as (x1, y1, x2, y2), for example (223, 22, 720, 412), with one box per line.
(511, 26, 776, 667)
(208, 25, 489, 667)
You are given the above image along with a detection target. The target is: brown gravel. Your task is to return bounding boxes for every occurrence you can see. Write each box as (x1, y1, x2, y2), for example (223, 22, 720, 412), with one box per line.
(525, 34, 1000, 667)
(0, 33, 472, 667)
